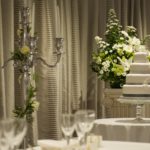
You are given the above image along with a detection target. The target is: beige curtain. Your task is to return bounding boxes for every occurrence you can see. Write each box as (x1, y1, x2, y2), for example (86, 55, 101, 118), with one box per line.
(0, 0, 14, 119)
(58, 0, 81, 113)
(1, 0, 150, 140)
(35, 0, 62, 139)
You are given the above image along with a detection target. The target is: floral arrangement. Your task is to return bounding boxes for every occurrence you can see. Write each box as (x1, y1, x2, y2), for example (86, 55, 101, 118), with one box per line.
(91, 9, 143, 88)
(13, 8, 39, 123)
(13, 83, 39, 123)
(2, 7, 39, 123)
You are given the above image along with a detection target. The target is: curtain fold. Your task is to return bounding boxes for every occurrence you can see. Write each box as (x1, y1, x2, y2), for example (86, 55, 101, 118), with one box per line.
(0, 0, 6, 118)
(78, 0, 89, 109)
(0, 0, 14, 118)
(35, 0, 62, 139)
(58, 0, 81, 114)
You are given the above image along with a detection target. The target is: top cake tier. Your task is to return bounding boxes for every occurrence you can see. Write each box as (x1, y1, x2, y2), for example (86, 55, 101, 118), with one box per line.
(134, 51, 149, 63)
(130, 51, 150, 74)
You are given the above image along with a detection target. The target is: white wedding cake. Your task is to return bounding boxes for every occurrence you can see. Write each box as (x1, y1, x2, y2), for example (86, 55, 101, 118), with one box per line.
(122, 51, 150, 97)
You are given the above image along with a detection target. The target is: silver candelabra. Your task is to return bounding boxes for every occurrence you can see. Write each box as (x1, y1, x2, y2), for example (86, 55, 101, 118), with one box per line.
(2, 7, 63, 71)
(2, 6, 64, 148)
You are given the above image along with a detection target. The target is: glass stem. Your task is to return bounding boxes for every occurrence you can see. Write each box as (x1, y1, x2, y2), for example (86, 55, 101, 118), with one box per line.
(84, 132, 88, 144)
(66, 136, 70, 145)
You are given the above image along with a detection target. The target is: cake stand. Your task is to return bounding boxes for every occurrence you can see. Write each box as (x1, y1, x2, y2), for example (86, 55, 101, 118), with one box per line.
(118, 96, 150, 123)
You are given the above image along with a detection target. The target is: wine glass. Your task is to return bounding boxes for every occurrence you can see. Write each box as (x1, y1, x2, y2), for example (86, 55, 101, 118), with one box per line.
(75, 110, 95, 144)
(75, 120, 85, 145)
(61, 114, 75, 145)
(0, 118, 27, 150)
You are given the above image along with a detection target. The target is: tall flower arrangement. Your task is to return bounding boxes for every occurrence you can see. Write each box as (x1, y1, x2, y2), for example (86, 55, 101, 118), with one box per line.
(91, 9, 142, 88)
(12, 7, 39, 123)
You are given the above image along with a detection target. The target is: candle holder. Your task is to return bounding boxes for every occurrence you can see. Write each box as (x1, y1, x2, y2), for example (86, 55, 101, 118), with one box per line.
(2, 6, 63, 148)
(2, 7, 63, 70)
(36, 37, 64, 67)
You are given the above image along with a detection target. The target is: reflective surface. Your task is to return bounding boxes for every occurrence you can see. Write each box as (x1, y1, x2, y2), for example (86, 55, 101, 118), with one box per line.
(0, 119, 27, 150)
(61, 114, 75, 145)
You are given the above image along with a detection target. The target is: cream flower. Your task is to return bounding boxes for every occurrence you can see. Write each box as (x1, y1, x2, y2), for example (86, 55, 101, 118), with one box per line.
(121, 31, 129, 37)
(102, 60, 110, 71)
(122, 44, 133, 53)
(113, 43, 123, 49)
(31, 100, 40, 111)
(96, 56, 101, 64)
(128, 37, 141, 46)
(20, 45, 30, 54)
(99, 70, 104, 74)
(135, 45, 146, 52)
(95, 36, 102, 44)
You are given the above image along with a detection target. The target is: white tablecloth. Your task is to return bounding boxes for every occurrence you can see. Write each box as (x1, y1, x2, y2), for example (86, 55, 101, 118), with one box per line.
(93, 118, 150, 143)
(38, 139, 78, 150)
(38, 140, 150, 150)
(100, 141, 150, 150)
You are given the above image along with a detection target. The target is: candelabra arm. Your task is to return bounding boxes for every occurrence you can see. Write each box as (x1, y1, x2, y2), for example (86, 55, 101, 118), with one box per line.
(1, 58, 13, 68)
(36, 54, 61, 68)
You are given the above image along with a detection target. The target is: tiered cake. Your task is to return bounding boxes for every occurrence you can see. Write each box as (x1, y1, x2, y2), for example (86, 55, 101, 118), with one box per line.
(122, 51, 150, 97)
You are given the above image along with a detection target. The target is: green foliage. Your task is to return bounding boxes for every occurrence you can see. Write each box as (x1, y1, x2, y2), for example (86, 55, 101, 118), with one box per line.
(11, 49, 29, 61)
(13, 84, 39, 123)
(91, 9, 141, 88)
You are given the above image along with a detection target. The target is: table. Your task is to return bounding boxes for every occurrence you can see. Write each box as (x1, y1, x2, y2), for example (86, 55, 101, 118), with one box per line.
(100, 141, 150, 150)
(38, 140, 150, 150)
(93, 118, 150, 143)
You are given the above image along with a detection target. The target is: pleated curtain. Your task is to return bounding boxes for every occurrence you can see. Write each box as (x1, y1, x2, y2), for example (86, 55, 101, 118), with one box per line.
(0, 0, 14, 119)
(36, 0, 81, 139)
(33, 0, 59, 139)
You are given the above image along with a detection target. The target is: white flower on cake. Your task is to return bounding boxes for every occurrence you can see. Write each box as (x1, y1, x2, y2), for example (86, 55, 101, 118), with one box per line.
(135, 45, 147, 52)
(128, 37, 141, 46)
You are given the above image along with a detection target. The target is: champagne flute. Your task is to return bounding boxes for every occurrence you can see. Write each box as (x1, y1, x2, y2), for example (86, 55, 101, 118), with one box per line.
(75, 110, 95, 144)
(61, 114, 75, 145)
(0, 118, 27, 150)
(75, 121, 85, 145)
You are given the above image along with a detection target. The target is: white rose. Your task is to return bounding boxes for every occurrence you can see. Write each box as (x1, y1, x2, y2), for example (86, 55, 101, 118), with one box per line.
(96, 57, 101, 64)
(121, 31, 129, 37)
(113, 43, 122, 49)
(99, 70, 104, 74)
(122, 72, 127, 76)
(120, 37, 124, 40)
(128, 37, 141, 46)
(95, 36, 102, 43)
(123, 44, 133, 53)
(105, 51, 108, 54)
(114, 59, 117, 63)
(106, 60, 110, 65)
(135, 45, 146, 52)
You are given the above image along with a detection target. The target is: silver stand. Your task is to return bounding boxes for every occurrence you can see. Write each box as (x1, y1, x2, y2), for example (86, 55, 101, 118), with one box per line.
(118, 96, 150, 123)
